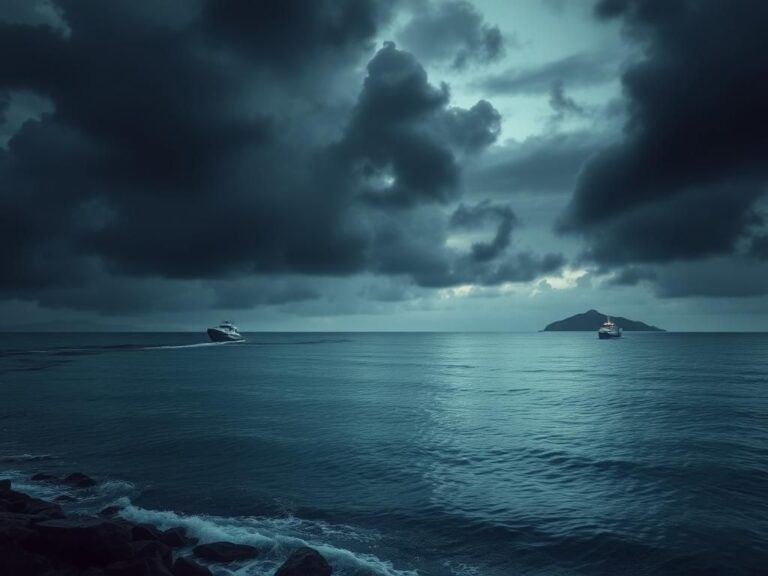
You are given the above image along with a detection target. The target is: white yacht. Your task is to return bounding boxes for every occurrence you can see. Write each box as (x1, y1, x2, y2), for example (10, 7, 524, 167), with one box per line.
(598, 316, 622, 339)
(207, 321, 244, 342)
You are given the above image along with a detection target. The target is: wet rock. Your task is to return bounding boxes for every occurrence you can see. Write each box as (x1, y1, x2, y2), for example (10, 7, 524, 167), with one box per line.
(0, 512, 37, 545)
(31, 473, 60, 482)
(131, 523, 165, 542)
(129, 524, 197, 553)
(0, 482, 196, 576)
(105, 556, 173, 576)
(172, 556, 212, 576)
(42, 568, 82, 576)
(0, 543, 56, 575)
(274, 547, 332, 576)
(62, 472, 97, 488)
(0, 485, 64, 519)
(0, 510, 35, 529)
(163, 526, 192, 548)
(26, 497, 66, 519)
(192, 541, 259, 562)
(131, 539, 173, 568)
(100, 505, 123, 517)
(29, 518, 134, 567)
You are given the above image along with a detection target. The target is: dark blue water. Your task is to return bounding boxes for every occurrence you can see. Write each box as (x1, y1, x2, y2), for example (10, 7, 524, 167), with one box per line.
(1, 332, 767, 575)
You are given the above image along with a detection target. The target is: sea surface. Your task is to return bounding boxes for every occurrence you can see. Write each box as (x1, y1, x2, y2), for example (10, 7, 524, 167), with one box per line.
(1, 332, 767, 576)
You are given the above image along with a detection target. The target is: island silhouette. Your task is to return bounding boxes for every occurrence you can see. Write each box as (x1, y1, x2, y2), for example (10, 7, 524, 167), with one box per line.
(543, 310, 665, 332)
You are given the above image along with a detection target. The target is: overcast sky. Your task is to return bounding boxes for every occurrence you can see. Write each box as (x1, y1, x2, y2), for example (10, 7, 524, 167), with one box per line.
(1, 0, 767, 331)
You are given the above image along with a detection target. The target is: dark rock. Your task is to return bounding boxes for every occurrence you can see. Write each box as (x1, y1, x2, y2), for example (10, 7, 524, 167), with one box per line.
(0, 542, 56, 574)
(42, 568, 81, 576)
(62, 472, 97, 488)
(173, 556, 212, 576)
(54, 495, 78, 503)
(100, 506, 123, 517)
(33, 516, 115, 530)
(105, 557, 173, 576)
(0, 485, 64, 518)
(0, 479, 10, 491)
(132, 523, 166, 542)
(29, 518, 134, 567)
(0, 510, 36, 529)
(131, 539, 172, 568)
(275, 547, 332, 576)
(162, 526, 191, 548)
(0, 512, 37, 545)
(193, 541, 259, 562)
(24, 498, 66, 519)
(31, 473, 60, 482)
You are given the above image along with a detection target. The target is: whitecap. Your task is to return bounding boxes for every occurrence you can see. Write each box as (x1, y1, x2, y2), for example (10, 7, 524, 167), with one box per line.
(116, 499, 417, 576)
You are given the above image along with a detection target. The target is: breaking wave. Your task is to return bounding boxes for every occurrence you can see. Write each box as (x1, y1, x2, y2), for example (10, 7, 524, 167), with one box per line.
(116, 499, 416, 576)
(0, 469, 417, 576)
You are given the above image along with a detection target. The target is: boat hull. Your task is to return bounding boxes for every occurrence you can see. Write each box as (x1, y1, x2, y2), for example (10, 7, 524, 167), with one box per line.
(598, 331, 621, 339)
(207, 328, 243, 342)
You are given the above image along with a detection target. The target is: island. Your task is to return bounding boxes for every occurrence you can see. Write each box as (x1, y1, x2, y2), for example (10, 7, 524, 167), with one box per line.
(543, 309, 665, 332)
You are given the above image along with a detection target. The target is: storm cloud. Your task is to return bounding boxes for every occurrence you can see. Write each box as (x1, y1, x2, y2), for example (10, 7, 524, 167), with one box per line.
(397, 0, 507, 69)
(0, 0, 560, 315)
(548, 81, 585, 120)
(560, 0, 768, 274)
(450, 201, 517, 262)
(466, 131, 603, 195)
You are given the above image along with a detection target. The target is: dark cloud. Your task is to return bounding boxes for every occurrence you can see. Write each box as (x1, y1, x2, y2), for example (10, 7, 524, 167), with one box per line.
(749, 234, 768, 260)
(466, 131, 602, 195)
(442, 100, 502, 154)
(0, 90, 52, 145)
(602, 258, 768, 299)
(605, 266, 656, 287)
(202, 0, 395, 73)
(0, 3, 558, 314)
(561, 0, 768, 268)
(0, 0, 68, 31)
(577, 182, 763, 265)
(477, 51, 617, 95)
(397, 0, 506, 69)
(31, 274, 209, 314)
(366, 204, 563, 289)
(359, 279, 417, 303)
(548, 81, 585, 119)
(652, 258, 768, 299)
(337, 42, 501, 208)
(450, 201, 516, 262)
(208, 278, 320, 309)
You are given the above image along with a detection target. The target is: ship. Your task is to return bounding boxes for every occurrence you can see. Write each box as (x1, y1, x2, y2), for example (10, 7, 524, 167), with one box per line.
(598, 316, 622, 339)
(207, 321, 244, 342)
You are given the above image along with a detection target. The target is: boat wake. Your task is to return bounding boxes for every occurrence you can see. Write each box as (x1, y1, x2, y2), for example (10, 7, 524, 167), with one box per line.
(144, 341, 245, 350)
(0, 340, 244, 357)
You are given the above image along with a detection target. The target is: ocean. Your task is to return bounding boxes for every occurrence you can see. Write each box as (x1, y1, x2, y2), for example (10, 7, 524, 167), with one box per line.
(1, 332, 766, 575)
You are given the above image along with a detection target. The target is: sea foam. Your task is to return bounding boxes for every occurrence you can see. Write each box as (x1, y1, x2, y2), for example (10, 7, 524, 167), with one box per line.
(116, 498, 416, 576)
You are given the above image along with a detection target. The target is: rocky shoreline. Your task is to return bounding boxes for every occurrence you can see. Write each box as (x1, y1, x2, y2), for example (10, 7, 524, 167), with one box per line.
(0, 474, 332, 576)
